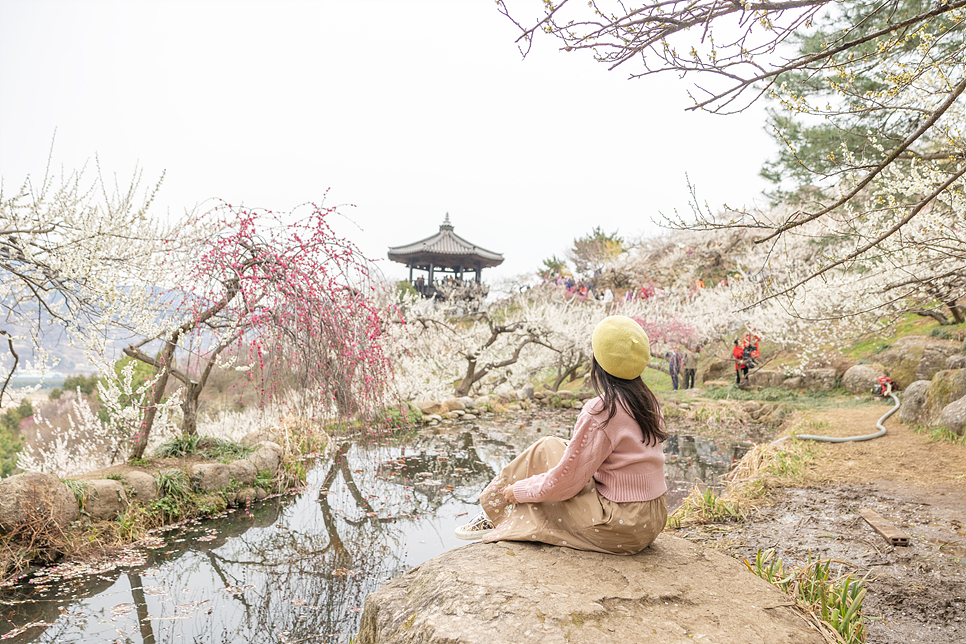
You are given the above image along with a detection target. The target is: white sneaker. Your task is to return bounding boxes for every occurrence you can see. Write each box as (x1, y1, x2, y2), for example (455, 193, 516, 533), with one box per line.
(454, 511, 495, 540)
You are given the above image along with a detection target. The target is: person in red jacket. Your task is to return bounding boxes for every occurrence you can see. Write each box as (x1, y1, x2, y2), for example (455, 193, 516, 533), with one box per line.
(733, 338, 748, 385)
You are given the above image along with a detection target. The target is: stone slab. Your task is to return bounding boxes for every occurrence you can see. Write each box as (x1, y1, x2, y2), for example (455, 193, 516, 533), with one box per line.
(357, 535, 824, 644)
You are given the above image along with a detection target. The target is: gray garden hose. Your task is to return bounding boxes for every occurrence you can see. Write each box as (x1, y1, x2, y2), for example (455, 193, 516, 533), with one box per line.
(771, 385, 900, 445)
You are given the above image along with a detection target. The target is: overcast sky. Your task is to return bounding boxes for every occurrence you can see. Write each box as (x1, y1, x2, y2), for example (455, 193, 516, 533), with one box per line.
(0, 0, 774, 285)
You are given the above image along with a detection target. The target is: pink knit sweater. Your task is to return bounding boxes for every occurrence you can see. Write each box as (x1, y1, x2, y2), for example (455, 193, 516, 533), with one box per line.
(511, 396, 667, 504)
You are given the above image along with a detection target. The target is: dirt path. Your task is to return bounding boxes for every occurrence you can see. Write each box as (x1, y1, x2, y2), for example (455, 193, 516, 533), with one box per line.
(675, 402, 966, 644)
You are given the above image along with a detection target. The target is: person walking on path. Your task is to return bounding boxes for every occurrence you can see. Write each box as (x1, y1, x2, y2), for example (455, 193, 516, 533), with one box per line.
(454, 316, 668, 554)
(682, 347, 697, 389)
(667, 349, 682, 391)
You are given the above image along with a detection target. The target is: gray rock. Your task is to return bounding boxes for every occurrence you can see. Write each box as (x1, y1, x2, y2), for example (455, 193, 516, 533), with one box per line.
(576, 391, 595, 400)
(938, 396, 966, 436)
(877, 335, 962, 388)
(916, 348, 954, 382)
(898, 380, 931, 425)
(254, 487, 268, 500)
(189, 463, 232, 492)
(802, 368, 837, 391)
(459, 396, 475, 409)
(228, 459, 258, 486)
(0, 471, 79, 532)
(121, 471, 158, 503)
(235, 487, 259, 505)
(533, 391, 546, 400)
(247, 444, 282, 476)
(782, 376, 803, 390)
(518, 384, 535, 400)
(506, 403, 522, 411)
(423, 414, 443, 422)
(747, 369, 784, 389)
(461, 413, 477, 421)
(841, 363, 887, 395)
(556, 389, 575, 400)
(700, 358, 733, 383)
(356, 536, 823, 644)
(415, 400, 444, 415)
(239, 431, 275, 447)
(85, 479, 129, 521)
(442, 398, 466, 413)
(494, 383, 517, 401)
(945, 354, 966, 370)
(920, 369, 966, 425)
(473, 395, 492, 408)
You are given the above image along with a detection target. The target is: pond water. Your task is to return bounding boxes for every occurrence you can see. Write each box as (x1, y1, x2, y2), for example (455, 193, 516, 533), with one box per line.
(0, 410, 748, 643)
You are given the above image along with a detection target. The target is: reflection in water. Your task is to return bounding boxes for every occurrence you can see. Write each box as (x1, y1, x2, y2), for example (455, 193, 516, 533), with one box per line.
(0, 417, 743, 644)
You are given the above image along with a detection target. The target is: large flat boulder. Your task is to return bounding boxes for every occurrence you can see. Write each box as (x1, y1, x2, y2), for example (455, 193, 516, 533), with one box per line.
(357, 536, 824, 644)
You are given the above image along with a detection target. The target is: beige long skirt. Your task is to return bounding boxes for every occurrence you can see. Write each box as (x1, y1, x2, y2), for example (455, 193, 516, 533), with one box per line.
(479, 436, 667, 555)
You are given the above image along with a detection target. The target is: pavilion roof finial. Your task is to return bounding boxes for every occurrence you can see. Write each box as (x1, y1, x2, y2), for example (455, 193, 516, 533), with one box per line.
(440, 212, 453, 231)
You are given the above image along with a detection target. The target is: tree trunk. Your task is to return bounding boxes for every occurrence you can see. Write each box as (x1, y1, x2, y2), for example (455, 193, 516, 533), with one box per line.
(552, 364, 579, 391)
(181, 382, 203, 436)
(456, 355, 477, 397)
(129, 339, 177, 461)
(913, 309, 950, 325)
(947, 301, 965, 324)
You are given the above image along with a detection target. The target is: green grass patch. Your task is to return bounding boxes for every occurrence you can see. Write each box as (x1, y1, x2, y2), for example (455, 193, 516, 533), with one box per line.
(745, 549, 867, 644)
(642, 365, 673, 395)
(765, 442, 816, 477)
(154, 469, 191, 499)
(844, 313, 966, 360)
(155, 434, 254, 462)
(914, 424, 966, 445)
(666, 487, 743, 529)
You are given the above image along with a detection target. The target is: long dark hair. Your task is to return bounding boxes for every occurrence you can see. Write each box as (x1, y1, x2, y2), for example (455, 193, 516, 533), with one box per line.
(589, 356, 667, 445)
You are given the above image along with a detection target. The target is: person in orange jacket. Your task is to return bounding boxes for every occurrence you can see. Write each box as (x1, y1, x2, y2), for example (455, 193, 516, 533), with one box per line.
(733, 338, 748, 385)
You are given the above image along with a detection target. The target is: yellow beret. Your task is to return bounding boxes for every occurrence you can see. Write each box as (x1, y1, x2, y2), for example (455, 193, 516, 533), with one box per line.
(591, 316, 651, 380)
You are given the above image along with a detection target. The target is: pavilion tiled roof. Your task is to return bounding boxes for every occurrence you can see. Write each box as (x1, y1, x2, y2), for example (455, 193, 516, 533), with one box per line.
(387, 214, 504, 269)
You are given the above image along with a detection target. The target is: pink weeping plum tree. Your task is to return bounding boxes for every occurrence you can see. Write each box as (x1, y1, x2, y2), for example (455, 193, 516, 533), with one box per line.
(123, 200, 391, 459)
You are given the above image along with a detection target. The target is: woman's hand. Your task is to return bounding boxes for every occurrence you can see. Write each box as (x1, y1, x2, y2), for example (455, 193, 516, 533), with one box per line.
(502, 485, 518, 504)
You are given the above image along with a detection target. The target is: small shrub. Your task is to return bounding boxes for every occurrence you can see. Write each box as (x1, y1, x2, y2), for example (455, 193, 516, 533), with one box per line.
(254, 470, 274, 490)
(155, 434, 253, 462)
(60, 479, 91, 508)
(154, 470, 191, 500)
(115, 505, 152, 540)
(745, 549, 867, 644)
(155, 434, 204, 458)
(666, 487, 743, 527)
(149, 495, 184, 521)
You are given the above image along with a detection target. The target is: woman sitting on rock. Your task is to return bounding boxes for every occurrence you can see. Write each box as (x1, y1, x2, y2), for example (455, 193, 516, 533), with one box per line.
(455, 315, 668, 554)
